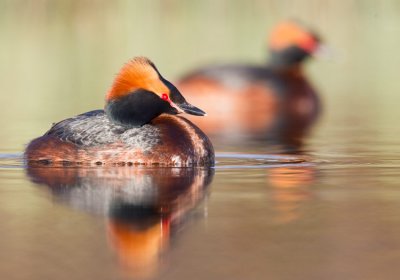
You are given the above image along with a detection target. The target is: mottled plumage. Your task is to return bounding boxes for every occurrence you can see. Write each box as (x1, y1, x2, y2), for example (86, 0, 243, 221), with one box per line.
(25, 112, 214, 167)
(46, 110, 161, 151)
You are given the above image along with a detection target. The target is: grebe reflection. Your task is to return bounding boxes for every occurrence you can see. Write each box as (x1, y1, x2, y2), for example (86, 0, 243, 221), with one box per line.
(27, 166, 214, 278)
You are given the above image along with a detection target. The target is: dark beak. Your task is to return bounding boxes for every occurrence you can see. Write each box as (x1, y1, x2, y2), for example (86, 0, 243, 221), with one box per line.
(176, 101, 206, 116)
(167, 82, 206, 116)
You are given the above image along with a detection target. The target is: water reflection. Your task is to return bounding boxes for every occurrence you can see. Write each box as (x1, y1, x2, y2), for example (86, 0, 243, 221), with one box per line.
(267, 166, 315, 223)
(26, 166, 214, 279)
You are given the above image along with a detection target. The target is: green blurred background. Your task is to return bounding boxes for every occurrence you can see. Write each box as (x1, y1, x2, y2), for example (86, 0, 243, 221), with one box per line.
(1, 0, 399, 151)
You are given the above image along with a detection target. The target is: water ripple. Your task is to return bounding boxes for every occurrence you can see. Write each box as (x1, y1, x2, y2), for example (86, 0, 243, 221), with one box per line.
(0, 152, 313, 170)
(0, 153, 24, 169)
(215, 153, 312, 169)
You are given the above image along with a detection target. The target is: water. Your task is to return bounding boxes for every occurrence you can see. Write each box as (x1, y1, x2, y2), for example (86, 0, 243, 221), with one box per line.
(3, 126, 400, 279)
(2, 1, 400, 279)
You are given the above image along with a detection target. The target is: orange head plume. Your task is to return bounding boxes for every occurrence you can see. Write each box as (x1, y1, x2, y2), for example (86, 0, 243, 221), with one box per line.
(107, 219, 169, 279)
(268, 20, 320, 54)
(106, 57, 169, 102)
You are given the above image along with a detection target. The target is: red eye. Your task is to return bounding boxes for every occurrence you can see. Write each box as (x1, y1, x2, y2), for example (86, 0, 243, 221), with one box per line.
(299, 37, 317, 53)
(161, 93, 169, 101)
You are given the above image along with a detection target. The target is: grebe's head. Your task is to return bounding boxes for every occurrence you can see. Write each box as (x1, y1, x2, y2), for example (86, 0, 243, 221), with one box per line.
(105, 57, 206, 127)
(267, 20, 321, 67)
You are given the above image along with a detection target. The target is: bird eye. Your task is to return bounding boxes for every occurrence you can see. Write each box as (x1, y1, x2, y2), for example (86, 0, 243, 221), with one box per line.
(161, 93, 169, 101)
(298, 36, 317, 53)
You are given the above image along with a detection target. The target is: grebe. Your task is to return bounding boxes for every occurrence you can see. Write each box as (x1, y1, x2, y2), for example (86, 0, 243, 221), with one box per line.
(25, 57, 214, 167)
(176, 20, 322, 144)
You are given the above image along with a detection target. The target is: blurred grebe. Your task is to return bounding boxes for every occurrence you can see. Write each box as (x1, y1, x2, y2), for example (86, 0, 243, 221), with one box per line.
(176, 20, 322, 144)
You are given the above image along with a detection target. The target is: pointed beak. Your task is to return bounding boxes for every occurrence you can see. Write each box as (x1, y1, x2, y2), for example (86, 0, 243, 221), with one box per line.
(312, 44, 334, 60)
(176, 100, 206, 116)
(167, 82, 207, 116)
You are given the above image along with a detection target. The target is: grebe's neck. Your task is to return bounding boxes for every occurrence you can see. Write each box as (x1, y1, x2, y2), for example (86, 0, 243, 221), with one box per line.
(267, 46, 310, 73)
(105, 90, 178, 127)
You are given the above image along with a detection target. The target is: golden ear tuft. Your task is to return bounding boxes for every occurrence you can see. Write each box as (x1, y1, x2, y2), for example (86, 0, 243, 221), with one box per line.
(268, 20, 319, 53)
(106, 56, 169, 101)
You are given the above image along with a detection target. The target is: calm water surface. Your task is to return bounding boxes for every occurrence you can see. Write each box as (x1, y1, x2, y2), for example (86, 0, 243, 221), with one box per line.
(2, 115, 400, 280)
(2, 1, 400, 279)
